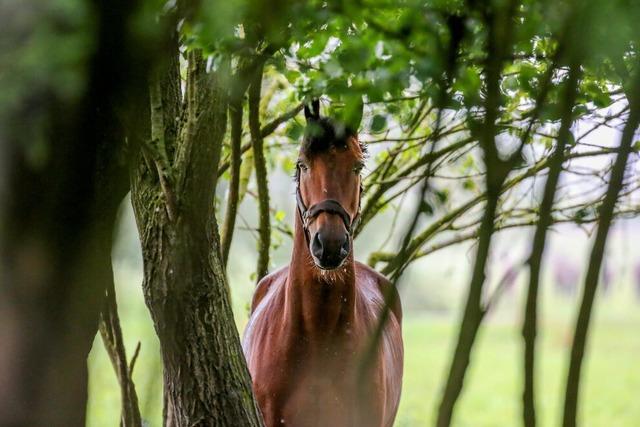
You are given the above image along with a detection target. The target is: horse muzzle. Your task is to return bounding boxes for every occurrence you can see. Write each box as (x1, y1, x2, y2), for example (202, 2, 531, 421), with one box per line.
(310, 230, 350, 270)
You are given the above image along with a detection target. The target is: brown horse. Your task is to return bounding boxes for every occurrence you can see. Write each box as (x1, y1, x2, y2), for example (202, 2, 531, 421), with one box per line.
(242, 100, 403, 427)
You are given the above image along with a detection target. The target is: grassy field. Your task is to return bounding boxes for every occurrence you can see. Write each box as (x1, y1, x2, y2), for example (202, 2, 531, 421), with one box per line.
(397, 312, 640, 427)
(87, 274, 640, 427)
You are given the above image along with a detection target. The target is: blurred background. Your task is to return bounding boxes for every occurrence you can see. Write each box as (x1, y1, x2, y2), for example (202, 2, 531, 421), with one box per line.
(87, 120, 640, 426)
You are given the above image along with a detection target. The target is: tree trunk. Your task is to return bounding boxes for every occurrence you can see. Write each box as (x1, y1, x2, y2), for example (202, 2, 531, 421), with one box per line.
(562, 69, 640, 427)
(435, 191, 501, 427)
(0, 0, 144, 424)
(435, 4, 517, 424)
(130, 49, 263, 426)
(521, 62, 580, 427)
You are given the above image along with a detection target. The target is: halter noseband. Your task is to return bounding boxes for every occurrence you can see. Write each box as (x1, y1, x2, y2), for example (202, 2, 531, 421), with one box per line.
(295, 167, 362, 241)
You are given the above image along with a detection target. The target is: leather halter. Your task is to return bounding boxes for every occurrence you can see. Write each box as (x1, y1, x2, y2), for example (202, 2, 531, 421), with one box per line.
(295, 166, 362, 244)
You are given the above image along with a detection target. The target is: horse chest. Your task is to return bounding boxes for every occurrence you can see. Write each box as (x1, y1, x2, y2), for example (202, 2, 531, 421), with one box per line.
(249, 312, 385, 427)
(254, 345, 383, 427)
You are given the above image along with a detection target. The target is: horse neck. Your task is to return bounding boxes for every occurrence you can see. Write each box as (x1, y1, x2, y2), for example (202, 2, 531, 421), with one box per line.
(285, 213, 356, 338)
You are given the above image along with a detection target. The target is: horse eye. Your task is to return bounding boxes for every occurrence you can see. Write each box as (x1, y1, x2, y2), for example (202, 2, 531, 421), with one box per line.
(353, 164, 364, 174)
(297, 161, 308, 172)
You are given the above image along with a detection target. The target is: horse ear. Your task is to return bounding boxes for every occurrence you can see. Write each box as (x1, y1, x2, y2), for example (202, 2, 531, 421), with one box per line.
(304, 99, 320, 121)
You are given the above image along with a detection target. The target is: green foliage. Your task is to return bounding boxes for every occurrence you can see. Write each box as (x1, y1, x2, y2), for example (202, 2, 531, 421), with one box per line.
(137, 0, 640, 304)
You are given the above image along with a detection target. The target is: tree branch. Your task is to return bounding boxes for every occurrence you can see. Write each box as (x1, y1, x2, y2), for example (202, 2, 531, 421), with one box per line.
(260, 102, 305, 137)
(221, 100, 243, 267)
(99, 277, 142, 427)
(216, 103, 305, 177)
(357, 137, 474, 235)
(174, 50, 229, 219)
(249, 63, 271, 282)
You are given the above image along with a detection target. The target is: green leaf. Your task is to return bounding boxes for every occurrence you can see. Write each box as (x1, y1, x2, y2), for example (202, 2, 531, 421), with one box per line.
(420, 200, 434, 216)
(370, 114, 387, 132)
(338, 96, 364, 131)
(463, 179, 476, 191)
(435, 189, 449, 204)
(297, 33, 329, 58)
(286, 121, 304, 141)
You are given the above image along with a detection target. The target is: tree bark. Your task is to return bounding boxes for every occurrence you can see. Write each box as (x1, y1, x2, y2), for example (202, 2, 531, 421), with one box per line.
(130, 48, 263, 426)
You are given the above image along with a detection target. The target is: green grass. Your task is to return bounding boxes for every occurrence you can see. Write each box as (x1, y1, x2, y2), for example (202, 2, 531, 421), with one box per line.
(397, 310, 640, 427)
(87, 264, 640, 426)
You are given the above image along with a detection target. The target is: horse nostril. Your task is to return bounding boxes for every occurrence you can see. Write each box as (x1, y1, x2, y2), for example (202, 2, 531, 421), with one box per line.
(340, 234, 350, 259)
(311, 233, 324, 259)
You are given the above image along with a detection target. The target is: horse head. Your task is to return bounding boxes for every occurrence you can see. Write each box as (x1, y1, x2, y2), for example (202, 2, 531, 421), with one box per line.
(295, 99, 365, 270)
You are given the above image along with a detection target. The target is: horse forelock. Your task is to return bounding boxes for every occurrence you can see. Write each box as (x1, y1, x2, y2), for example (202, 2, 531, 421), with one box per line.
(302, 116, 366, 160)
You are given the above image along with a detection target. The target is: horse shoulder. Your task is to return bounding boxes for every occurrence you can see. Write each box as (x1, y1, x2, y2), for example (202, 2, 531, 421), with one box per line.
(250, 265, 288, 313)
(355, 261, 402, 324)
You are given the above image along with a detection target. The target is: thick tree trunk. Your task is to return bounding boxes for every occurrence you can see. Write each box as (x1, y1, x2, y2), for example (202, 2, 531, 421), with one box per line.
(130, 49, 263, 426)
(0, 0, 144, 424)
